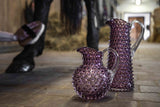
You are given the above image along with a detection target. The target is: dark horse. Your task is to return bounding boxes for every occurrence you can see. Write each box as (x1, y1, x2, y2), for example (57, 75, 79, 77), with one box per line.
(6, 0, 101, 73)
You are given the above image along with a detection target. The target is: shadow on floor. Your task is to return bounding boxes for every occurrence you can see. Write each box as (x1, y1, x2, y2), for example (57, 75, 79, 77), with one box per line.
(70, 95, 114, 103)
(0, 66, 73, 94)
(65, 94, 115, 105)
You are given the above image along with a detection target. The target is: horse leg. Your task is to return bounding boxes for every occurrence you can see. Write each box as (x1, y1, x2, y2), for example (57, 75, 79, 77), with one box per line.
(84, 0, 100, 50)
(6, 0, 53, 73)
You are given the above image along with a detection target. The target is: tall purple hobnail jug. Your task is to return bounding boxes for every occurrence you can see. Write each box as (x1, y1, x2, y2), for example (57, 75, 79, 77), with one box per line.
(107, 18, 145, 92)
(72, 47, 119, 100)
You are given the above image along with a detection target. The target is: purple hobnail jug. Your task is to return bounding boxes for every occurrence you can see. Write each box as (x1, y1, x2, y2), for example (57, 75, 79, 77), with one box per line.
(72, 47, 119, 100)
(106, 18, 145, 91)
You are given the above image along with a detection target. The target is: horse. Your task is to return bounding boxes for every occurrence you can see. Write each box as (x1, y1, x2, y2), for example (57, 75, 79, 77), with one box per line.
(6, 0, 106, 73)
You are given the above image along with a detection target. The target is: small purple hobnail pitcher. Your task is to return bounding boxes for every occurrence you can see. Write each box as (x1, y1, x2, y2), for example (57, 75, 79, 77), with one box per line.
(72, 47, 119, 100)
(107, 18, 145, 92)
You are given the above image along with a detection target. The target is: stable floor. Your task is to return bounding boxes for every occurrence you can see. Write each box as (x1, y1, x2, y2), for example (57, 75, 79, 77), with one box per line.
(0, 42, 160, 107)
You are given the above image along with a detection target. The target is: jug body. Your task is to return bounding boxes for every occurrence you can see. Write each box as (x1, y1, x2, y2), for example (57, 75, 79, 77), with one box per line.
(72, 47, 111, 100)
(72, 47, 119, 100)
(107, 18, 144, 91)
(73, 64, 111, 100)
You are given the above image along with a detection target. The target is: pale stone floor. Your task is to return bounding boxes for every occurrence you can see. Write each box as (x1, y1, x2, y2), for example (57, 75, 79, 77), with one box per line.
(0, 42, 160, 107)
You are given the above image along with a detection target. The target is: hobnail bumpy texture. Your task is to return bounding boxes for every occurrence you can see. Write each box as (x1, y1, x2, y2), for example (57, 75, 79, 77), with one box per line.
(107, 18, 134, 91)
(72, 47, 111, 100)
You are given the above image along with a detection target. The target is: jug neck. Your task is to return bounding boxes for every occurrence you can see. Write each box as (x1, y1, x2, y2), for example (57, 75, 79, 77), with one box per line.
(77, 47, 103, 66)
(82, 54, 103, 66)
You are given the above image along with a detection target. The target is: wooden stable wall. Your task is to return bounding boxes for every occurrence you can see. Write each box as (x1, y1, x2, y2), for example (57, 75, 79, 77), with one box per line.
(0, 0, 26, 33)
(153, 8, 160, 42)
(0, 0, 60, 33)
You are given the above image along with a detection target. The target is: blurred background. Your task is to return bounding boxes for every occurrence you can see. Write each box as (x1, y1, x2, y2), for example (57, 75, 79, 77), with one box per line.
(0, 0, 159, 51)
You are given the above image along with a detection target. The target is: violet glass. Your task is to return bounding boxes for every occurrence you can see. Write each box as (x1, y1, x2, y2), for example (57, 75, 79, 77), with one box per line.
(107, 18, 144, 91)
(72, 47, 119, 100)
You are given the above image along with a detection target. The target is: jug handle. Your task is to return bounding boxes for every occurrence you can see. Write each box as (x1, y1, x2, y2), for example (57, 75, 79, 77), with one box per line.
(102, 48, 119, 73)
(131, 20, 145, 56)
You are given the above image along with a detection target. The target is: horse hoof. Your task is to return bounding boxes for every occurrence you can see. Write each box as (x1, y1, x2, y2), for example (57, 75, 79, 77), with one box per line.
(5, 58, 35, 73)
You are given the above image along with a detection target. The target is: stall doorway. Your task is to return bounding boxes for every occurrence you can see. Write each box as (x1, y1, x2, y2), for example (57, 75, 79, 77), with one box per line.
(128, 17, 144, 40)
(124, 13, 151, 40)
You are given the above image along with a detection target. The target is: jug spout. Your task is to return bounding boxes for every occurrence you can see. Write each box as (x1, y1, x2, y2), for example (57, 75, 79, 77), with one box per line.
(106, 18, 132, 34)
(77, 47, 94, 54)
(106, 19, 115, 27)
(106, 20, 111, 25)
(106, 18, 115, 25)
(77, 47, 85, 54)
